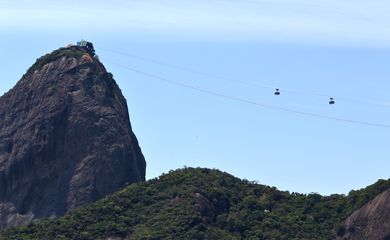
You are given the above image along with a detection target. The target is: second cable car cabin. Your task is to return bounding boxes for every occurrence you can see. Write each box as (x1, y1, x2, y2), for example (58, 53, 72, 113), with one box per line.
(77, 40, 96, 56)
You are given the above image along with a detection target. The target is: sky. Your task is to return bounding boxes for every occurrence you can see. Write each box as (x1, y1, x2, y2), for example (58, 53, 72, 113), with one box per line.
(1, 0, 390, 195)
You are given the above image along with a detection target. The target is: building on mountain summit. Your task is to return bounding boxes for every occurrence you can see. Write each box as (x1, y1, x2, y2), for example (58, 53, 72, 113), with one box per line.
(77, 40, 96, 56)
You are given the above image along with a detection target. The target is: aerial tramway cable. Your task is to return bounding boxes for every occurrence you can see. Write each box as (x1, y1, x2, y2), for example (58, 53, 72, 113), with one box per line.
(97, 47, 390, 108)
(102, 58, 390, 129)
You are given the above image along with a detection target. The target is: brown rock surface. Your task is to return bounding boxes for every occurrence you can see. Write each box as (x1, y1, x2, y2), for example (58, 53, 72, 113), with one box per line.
(343, 189, 390, 240)
(193, 192, 215, 223)
(0, 46, 146, 228)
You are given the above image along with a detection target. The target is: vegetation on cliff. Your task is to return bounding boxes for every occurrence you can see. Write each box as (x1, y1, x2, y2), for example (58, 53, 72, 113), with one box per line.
(26, 47, 85, 74)
(2, 168, 390, 240)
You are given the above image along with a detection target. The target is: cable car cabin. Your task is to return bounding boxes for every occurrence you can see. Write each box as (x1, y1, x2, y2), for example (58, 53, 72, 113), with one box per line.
(329, 97, 335, 105)
(274, 88, 280, 95)
(77, 40, 95, 55)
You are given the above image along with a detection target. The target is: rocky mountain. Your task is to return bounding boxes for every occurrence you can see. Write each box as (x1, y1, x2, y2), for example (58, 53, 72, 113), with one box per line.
(0, 45, 146, 228)
(342, 189, 390, 240)
(2, 168, 390, 240)
(1, 44, 390, 240)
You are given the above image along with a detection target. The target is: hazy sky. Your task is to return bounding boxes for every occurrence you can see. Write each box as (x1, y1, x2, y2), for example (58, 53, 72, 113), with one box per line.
(1, 0, 390, 45)
(1, 0, 390, 195)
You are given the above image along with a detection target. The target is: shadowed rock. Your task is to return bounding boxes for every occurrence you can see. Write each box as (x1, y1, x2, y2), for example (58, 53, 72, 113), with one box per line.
(0, 46, 146, 228)
(193, 192, 215, 223)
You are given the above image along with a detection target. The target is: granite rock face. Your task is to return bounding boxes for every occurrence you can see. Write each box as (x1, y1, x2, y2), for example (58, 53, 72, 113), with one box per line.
(342, 189, 390, 240)
(0, 46, 146, 228)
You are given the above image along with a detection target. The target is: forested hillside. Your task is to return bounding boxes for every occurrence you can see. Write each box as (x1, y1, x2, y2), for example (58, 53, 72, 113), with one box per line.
(2, 168, 390, 240)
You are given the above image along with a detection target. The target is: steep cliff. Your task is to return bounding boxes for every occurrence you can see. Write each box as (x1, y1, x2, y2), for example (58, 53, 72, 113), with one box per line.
(342, 189, 390, 240)
(0, 46, 146, 228)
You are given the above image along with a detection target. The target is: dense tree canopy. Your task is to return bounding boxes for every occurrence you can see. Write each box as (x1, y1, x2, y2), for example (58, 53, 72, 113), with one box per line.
(2, 168, 389, 240)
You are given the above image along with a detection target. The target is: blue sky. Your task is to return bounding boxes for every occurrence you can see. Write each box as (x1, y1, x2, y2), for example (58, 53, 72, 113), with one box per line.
(1, 0, 390, 46)
(1, 0, 390, 195)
